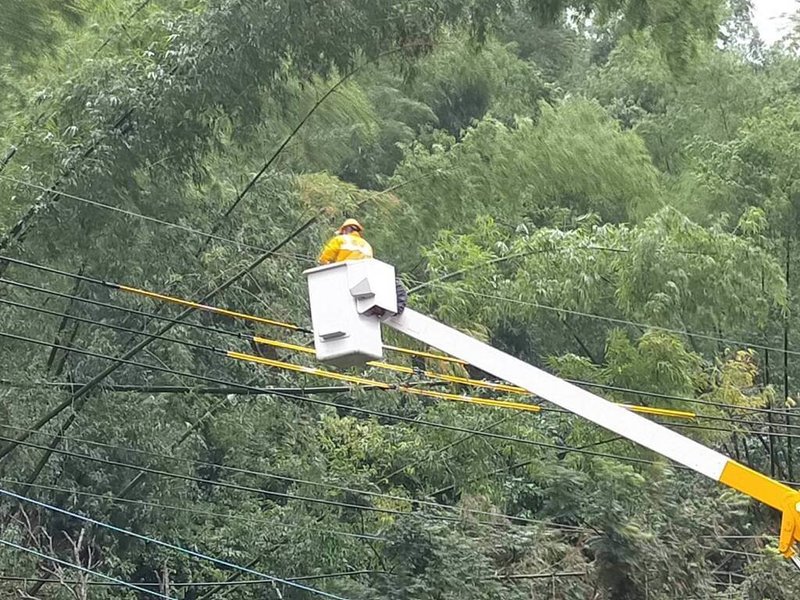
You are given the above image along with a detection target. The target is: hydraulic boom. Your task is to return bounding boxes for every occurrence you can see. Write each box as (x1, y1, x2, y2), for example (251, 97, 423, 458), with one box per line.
(304, 259, 800, 567)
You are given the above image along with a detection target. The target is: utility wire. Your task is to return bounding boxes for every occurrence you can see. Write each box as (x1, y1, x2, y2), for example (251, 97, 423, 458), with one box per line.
(667, 420, 800, 442)
(0, 278, 546, 408)
(0, 435, 587, 531)
(197, 44, 438, 249)
(484, 570, 588, 581)
(0, 379, 428, 396)
(0, 437, 411, 517)
(460, 289, 800, 359)
(0, 488, 353, 600)
(570, 379, 789, 418)
(92, 0, 155, 57)
(0, 254, 463, 364)
(0, 330, 687, 470)
(2, 264, 790, 419)
(9, 293, 773, 431)
(0, 174, 313, 263)
(0, 301, 543, 414)
(0, 539, 176, 600)
(0, 424, 589, 532)
(0, 254, 306, 331)
(6, 326, 799, 483)
(5, 294, 799, 451)
(3, 296, 757, 429)
(0, 571, 382, 588)
(0, 478, 386, 542)
(236, 335, 800, 429)
(0, 211, 322, 465)
(1, 275, 268, 340)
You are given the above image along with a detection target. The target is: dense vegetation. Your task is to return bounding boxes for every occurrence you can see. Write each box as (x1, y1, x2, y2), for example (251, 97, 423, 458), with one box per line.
(2, 0, 800, 598)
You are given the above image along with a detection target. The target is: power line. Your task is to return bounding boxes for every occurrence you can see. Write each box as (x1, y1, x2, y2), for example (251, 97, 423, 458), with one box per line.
(0, 435, 587, 531)
(0, 330, 689, 471)
(459, 289, 800, 358)
(3, 272, 789, 424)
(0, 254, 306, 331)
(570, 379, 789, 418)
(407, 246, 627, 294)
(239, 335, 800, 430)
(484, 570, 587, 581)
(3, 256, 791, 420)
(0, 174, 314, 262)
(668, 420, 800, 443)
(0, 539, 175, 600)
(0, 212, 322, 466)
(13, 298, 795, 486)
(92, 0, 155, 57)
(0, 571, 382, 588)
(2, 275, 686, 419)
(0, 322, 726, 466)
(1, 275, 265, 341)
(0, 379, 430, 396)
(0, 254, 464, 364)
(0, 295, 239, 355)
(0, 478, 386, 542)
(0, 488, 354, 600)
(7, 324, 798, 484)
(0, 424, 588, 532)
(0, 299, 546, 415)
(0, 436, 414, 518)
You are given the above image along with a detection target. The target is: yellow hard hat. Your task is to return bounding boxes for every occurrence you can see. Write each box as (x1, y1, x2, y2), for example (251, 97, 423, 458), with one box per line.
(337, 218, 363, 233)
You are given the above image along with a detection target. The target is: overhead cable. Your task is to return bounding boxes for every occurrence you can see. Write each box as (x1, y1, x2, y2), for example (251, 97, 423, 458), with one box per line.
(0, 435, 582, 531)
(5, 327, 797, 474)
(1, 290, 692, 421)
(0, 211, 324, 468)
(2, 258, 788, 419)
(2, 299, 795, 437)
(0, 254, 463, 364)
(0, 425, 588, 532)
(0, 539, 175, 600)
(0, 379, 426, 396)
(0, 437, 414, 518)
(0, 478, 386, 542)
(0, 174, 313, 263)
(460, 289, 800, 359)
(0, 487, 353, 600)
(244, 336, 697, 421)
(0, 570, 381, 588)
(0, 330, 684, 470)
(0, 293, 698, 422)
(0, 300, 539, 415)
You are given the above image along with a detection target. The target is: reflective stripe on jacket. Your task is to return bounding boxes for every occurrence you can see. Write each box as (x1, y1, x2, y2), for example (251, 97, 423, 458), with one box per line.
(318, 233, 373, 264)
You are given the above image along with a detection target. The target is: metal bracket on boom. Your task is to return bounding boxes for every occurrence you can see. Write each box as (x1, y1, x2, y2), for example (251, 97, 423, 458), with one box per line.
(779, 495, 800, 568)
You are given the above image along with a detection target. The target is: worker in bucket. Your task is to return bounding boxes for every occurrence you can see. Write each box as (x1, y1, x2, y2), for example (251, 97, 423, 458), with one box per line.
(318, 218, 407, 314)
(318, 218, 373, 264)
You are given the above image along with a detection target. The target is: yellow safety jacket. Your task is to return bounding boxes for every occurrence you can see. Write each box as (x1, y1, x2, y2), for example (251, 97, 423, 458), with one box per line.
(318, 232, 374, 265)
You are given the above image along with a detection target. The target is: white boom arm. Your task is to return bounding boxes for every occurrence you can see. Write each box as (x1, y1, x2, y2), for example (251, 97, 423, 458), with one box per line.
(304, 259, 800, 564)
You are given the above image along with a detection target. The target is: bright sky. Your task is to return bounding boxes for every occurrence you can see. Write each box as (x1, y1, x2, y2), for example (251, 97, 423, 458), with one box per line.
(752, 0, 798, 44)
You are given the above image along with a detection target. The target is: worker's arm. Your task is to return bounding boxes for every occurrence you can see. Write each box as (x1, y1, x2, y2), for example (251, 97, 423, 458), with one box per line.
(318, 236, 342, 265)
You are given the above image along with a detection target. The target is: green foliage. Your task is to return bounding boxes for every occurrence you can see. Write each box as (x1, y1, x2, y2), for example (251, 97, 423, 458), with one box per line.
(405, 36, 551, 137)
(5, 1, 800, 599)
(694, 99, 800, 238)
(0, 0, 84, 60)
(380, 98, 659, 270)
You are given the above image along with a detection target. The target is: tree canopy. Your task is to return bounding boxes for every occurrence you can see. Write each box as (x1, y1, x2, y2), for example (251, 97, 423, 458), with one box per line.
(2, 1, 800, 599)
